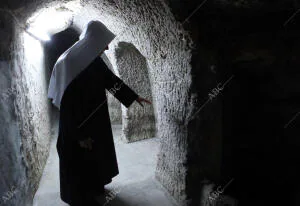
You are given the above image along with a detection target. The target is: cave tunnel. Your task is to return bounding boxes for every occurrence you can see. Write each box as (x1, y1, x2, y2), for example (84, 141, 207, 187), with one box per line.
(1, 0, 300, 206)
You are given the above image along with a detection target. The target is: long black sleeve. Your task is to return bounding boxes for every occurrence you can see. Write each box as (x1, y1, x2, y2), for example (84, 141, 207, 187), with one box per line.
(100, 58, 139, 108)
(71, 57, 139, 142)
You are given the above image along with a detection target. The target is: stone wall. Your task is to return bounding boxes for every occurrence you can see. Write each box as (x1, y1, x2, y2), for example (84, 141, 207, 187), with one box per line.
(0, 10, 53, 205)
(12, 26, 52, 206)
(115, 42, 156, 143)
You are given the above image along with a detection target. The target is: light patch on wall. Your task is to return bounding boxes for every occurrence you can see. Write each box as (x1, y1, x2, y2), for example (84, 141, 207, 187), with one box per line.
(25, 0, 81, 41)
(23, 32, 44, 69)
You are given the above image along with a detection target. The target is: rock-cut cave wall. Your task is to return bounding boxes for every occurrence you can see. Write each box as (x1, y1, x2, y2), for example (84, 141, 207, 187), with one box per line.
(115, 42, 156, 143)
(0, 11, 28, 206)
(0, 9, 53, 206)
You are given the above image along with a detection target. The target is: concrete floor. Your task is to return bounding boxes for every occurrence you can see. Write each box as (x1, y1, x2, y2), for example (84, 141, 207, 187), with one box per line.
(33, 124, 178, 206)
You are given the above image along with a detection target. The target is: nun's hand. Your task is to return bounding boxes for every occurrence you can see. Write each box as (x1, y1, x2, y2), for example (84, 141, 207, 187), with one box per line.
(136, 96, 152, 107)
(78, 137, 94, 150)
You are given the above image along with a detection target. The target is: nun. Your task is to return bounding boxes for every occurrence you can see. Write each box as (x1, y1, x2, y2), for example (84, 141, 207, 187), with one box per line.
(48, 20, 151, 206)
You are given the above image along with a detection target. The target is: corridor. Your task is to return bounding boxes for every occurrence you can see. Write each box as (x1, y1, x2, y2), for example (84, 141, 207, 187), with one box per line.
(33, 124, 177, 206)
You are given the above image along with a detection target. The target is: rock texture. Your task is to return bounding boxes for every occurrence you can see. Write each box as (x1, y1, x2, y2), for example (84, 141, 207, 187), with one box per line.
(115, 42, 156, 143)
(12, 26, 52, 206)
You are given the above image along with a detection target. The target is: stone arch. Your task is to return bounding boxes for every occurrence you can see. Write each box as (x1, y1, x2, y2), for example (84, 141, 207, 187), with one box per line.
(114, 41, 156, 143)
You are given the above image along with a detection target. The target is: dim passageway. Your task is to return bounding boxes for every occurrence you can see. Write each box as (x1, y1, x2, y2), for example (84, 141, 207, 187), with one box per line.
(1, 1, 300, 205)
(33, 123, 177, 206)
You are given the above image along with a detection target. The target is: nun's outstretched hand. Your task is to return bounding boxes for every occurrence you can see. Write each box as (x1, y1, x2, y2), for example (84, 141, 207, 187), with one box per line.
(136, 96, 152, 107)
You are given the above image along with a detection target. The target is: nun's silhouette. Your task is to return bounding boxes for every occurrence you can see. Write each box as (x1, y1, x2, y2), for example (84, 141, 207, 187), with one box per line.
(48, 20, 151, 206)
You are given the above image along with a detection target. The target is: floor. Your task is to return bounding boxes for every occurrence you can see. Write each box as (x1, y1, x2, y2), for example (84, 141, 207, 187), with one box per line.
(33, 124, 178, 206)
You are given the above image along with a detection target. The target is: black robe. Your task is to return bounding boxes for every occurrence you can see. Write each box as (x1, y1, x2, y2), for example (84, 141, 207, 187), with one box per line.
(56, 56, 138, 205)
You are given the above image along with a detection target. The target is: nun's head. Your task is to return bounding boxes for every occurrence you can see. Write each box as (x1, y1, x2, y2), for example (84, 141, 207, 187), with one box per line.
(80, 20, 115, 55)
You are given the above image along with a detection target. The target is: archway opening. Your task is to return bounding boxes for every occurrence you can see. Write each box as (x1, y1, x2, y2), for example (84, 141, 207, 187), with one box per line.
(112, 41, 156, 143)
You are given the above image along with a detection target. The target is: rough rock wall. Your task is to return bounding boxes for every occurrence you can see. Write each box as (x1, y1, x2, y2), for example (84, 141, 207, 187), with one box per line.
(0, 2, 82, 203)
(0, 12, 32, 206)
(11, 25, 52, 205)
(0, 7, 53, 205)
(0, 58, 27, 206)
(115, 42, 156, 143)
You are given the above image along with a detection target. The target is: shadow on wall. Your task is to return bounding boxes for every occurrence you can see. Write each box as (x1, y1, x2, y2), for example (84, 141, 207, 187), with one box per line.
(43, 27, 80, 131)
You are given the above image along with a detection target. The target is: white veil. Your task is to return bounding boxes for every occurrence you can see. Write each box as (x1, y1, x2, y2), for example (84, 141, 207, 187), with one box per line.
(47, 20, 116, 109)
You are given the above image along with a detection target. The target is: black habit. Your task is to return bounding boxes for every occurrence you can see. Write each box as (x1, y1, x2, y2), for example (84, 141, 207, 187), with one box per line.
(56, 56, 138, 205)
